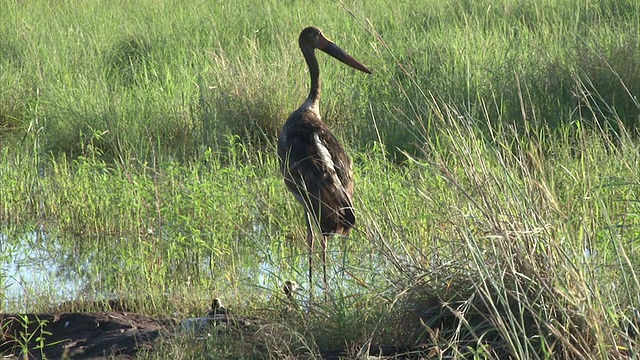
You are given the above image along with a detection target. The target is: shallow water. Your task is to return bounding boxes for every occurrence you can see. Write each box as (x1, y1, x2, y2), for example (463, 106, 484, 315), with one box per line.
(1, 224, 384, 313)
(1, 229, 86, 311)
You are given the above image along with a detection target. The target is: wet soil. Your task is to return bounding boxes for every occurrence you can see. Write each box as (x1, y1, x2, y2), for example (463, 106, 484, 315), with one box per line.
(1, 312, 175, 359)
(1, 311, 418, 359)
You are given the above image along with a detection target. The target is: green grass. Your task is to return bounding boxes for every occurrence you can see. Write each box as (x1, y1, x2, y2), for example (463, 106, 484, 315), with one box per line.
(2, 0, 640, 358)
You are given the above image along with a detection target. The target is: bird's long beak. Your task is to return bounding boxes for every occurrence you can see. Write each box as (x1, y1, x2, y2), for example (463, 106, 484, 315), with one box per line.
(317, 34, 372, 74)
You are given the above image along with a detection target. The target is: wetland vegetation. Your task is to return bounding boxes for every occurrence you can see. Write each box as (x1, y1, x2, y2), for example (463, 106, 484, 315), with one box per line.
(1, 0, 640, 358)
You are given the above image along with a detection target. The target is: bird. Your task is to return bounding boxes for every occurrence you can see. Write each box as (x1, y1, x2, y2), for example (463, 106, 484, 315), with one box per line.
(208, 298, 228, 317)
(180, 298, 230, 333)
(277, 26, 371, 291)
(283, 280, 299, 302)
(205, 298, 256, 328)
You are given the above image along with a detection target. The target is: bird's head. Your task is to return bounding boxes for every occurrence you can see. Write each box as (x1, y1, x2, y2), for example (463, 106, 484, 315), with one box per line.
(283, 280, 299, 296)
(299, 26, 372, 74)
(212, 298, 223, 310)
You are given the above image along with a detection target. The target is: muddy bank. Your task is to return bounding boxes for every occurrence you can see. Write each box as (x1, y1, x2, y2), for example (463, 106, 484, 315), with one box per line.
(1, 312, 174, 359)
(1, 311, 420, 359)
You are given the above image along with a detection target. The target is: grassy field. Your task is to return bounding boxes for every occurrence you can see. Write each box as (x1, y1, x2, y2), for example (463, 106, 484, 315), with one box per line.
(1, 0, 640, 358)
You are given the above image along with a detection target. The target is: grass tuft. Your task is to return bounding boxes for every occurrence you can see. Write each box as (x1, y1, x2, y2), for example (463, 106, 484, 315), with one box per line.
(103, 36, 156, 88)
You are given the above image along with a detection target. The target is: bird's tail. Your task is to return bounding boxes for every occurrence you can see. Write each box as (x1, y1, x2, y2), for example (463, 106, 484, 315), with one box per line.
(320, 188, 355, 236)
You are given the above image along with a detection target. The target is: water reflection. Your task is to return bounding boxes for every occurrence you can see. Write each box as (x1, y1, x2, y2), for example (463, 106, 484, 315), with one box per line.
(1, 226, 387, 313)
(0, 228, 291, 312)
(1, 229, 85, 311)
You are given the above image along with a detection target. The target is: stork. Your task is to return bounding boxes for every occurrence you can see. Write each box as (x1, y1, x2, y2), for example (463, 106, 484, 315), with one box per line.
(277, 26, 371, 290)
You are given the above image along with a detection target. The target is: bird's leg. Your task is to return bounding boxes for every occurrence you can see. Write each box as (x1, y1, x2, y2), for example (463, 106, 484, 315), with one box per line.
(321, 234, 328, 291)
(305, 212, 314, 297)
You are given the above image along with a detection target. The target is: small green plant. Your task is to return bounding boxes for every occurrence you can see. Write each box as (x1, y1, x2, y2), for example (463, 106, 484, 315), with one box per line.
(0, 315, 65, 360)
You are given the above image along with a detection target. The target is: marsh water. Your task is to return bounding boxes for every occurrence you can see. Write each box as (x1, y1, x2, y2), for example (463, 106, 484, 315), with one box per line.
(2, 229, 93, 311)
(1, 224, 377, 313)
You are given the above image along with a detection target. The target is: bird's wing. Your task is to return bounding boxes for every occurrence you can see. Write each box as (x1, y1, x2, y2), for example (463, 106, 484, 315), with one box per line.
(313, 129, 354, 202)
(282, 125, 355, 230)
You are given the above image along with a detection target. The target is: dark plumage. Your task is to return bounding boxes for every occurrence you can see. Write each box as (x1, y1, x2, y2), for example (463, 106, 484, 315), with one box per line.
(277, 27, 371, 289)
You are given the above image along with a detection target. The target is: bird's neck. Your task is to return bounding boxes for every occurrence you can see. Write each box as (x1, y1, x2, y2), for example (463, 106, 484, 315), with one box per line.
(302, 45, 321, 108)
